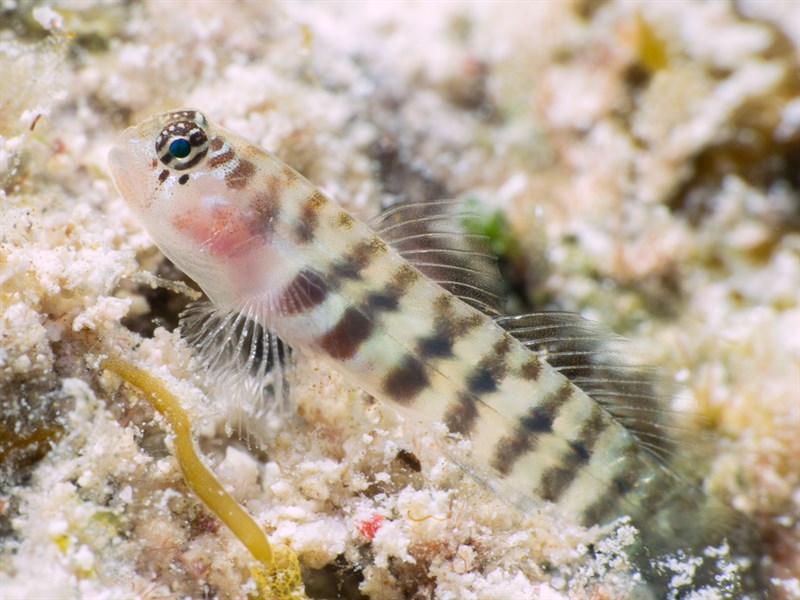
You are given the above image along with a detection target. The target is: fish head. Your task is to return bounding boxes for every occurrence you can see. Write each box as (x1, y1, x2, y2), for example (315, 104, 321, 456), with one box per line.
(108, 109, 291, 307)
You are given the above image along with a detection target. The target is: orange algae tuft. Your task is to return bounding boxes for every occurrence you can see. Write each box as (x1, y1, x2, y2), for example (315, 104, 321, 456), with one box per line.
(633, 12, 669, 72)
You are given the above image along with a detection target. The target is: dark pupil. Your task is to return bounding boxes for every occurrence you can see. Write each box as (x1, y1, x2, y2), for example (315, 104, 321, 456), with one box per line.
(168, 138, 192, 159)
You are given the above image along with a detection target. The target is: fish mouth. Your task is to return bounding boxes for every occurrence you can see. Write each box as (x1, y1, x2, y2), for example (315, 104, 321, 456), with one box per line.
(107, 144, 127, 174)
(107, 122, 156, 210)
(107, 142, 137, 203)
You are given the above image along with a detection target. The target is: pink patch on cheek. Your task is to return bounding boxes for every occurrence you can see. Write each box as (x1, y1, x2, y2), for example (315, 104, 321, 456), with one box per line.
(171, 213, 211, 245)
(171, 207, 262, 257)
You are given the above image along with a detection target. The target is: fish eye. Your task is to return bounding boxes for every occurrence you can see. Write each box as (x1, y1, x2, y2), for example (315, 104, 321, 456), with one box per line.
(168, 138, 192, 159)
(156, 119, 209, 170)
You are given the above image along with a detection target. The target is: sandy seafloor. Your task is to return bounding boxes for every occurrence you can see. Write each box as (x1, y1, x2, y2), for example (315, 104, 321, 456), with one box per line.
(1, 1, 799, 599)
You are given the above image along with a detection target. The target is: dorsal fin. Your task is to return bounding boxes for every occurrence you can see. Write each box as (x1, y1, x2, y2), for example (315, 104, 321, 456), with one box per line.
(369, 199, 506, 316)
(496, 312, 678, 462)
(179, 301, 293, 434)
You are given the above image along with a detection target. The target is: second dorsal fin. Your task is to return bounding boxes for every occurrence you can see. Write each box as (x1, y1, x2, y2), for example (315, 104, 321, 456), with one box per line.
(369, 199, 506, 316)
(496, 312, 679, 463)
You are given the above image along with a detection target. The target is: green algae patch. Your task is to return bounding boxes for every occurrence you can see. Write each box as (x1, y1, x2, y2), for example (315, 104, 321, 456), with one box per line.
(461, 199, 519, 261)
(101, 356, 306, 599)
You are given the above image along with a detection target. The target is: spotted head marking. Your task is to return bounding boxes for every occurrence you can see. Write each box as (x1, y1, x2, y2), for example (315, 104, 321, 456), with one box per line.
(155, 111, 210, 171)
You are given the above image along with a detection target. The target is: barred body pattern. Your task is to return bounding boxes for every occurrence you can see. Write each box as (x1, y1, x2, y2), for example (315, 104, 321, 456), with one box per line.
(109, 110, 758, 597)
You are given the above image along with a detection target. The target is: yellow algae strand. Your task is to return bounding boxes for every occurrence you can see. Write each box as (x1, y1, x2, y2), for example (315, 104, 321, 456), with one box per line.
(101, 356, 274, 568)
(101, 357, 307, 598)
